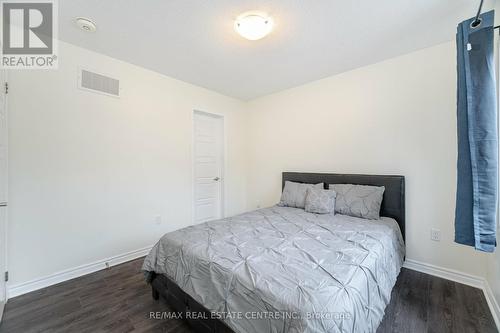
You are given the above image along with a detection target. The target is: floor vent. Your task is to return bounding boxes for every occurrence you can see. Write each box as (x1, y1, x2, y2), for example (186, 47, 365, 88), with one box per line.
(79, 69, 120, 97)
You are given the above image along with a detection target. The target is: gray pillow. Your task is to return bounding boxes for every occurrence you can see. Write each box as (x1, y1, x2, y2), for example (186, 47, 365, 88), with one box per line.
(278, 181, 324, 209)
(329, 184, 385, 219)
(304, 188, 336, 214)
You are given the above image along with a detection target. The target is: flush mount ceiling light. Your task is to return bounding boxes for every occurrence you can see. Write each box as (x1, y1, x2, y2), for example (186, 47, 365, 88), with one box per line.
(234, 12, 273, 40)
(75, 17, 97, 32)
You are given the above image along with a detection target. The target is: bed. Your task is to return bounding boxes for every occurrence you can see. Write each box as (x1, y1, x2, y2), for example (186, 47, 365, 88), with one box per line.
(143, 172, 405, 333)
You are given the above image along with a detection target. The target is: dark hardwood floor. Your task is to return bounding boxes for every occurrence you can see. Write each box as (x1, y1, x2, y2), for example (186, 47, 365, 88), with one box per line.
(0, 258, 496, 333)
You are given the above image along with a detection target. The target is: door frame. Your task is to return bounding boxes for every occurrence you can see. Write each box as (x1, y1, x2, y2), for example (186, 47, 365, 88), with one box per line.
(0, 69, 8, 321)
(192, 110, 225, 223)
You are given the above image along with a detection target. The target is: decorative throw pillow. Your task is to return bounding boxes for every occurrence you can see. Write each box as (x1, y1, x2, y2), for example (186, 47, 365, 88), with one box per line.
(278, 181, 324, 209)
(304, 188, 336, 214)
(329, 184, 385, 220)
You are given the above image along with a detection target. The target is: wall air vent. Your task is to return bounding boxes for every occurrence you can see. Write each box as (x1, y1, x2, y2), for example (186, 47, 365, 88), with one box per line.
(79, 69, 120, 97)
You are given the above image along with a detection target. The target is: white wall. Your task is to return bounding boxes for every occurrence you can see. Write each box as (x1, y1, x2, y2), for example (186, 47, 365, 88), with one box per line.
(7, 41, 248, 286)
(246, 41, 489, 277)
(7, 36, 498, 300)
(486, 0, 500, 317)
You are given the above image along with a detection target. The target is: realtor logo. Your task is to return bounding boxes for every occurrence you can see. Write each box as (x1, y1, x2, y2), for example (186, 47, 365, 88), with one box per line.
(1, 0, 58, 69)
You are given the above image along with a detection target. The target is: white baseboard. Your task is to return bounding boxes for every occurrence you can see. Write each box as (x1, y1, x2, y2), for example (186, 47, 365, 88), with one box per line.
(404, 258, 500, 330)
(0, 300, 4, 322)
(403, 259, 485, 289)
(4, 250, 499, 331)
(7, 245, 153, 299)
(483, 279, 500, 331)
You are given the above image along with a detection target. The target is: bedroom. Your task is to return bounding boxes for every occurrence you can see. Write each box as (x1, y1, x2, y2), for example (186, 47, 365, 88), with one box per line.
(0, 0, 499, 332)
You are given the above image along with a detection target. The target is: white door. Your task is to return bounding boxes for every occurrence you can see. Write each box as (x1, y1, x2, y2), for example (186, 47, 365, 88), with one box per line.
(193, 111, 223, 223)
(0, 70, 7, 322)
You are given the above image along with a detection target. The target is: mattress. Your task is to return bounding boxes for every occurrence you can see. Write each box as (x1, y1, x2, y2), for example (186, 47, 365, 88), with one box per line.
(142, 206, 405, 333)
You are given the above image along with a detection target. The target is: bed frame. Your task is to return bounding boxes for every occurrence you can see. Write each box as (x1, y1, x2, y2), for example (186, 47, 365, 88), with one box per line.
(149, 172, 405, 333)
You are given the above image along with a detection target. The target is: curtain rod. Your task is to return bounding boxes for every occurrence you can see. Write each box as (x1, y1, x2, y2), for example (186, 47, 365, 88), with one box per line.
(472, 0, 485, 28)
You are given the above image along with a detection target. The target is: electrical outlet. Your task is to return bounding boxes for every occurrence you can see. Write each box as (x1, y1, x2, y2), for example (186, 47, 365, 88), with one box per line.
(431, 228, 441, 242)
(154, 215, 162, 225)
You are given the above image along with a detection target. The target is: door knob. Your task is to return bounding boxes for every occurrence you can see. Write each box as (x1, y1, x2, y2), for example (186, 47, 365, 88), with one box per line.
(213, 177, 220, 181)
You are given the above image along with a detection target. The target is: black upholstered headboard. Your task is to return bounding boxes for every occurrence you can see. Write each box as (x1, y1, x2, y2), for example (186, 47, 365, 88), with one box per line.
(282, 172, 405, 240)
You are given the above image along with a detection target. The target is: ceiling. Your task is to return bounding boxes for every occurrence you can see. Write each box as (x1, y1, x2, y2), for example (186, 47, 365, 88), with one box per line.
(59, 0, 495, 100)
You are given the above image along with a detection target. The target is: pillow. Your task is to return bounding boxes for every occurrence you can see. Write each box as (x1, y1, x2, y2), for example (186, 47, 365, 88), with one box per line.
(304, 187, 336, 214)
(278, 181, 324, 209)
(329, 184, 385, 219)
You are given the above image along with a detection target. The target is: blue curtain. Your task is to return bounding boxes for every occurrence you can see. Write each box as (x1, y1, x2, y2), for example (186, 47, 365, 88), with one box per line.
(455, 10, 498, 253)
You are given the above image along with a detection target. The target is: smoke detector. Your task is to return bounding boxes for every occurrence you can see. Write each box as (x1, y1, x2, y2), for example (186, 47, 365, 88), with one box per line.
(75, 17, 97, 32)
